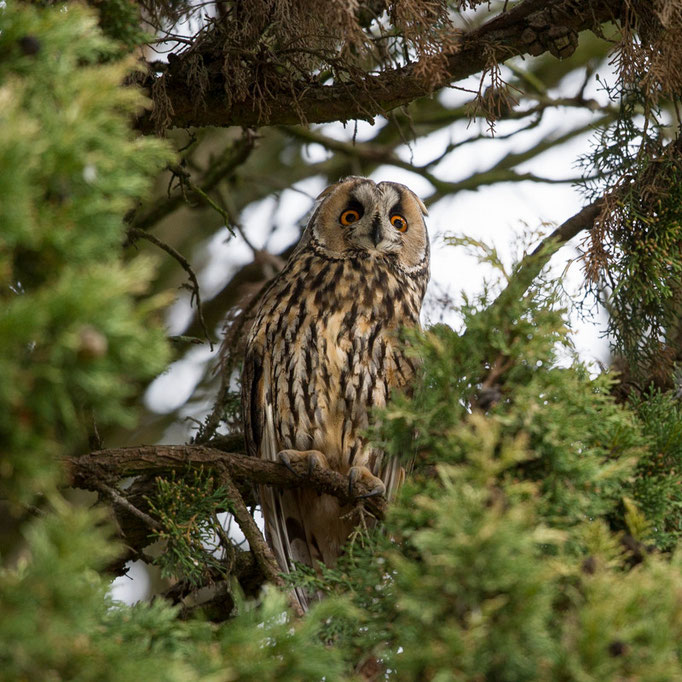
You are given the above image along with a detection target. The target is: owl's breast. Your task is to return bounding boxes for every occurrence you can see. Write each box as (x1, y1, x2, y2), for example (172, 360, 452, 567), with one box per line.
(255, 252, 422, 470)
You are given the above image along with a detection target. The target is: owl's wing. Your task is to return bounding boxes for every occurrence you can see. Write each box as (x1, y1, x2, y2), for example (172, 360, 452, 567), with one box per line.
(242, 342, 313, 610)
(373, 347, 418, 500)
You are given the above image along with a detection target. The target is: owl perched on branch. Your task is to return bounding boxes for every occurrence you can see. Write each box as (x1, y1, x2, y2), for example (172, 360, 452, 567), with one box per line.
(242, 176, 429, 610)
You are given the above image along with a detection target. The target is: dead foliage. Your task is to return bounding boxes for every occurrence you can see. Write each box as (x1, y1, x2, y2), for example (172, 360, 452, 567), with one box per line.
(581, 0, 682, 383)
(145, 0, 460, 132)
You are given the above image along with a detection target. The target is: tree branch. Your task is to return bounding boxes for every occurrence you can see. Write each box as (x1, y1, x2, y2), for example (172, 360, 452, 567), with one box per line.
(281, 112, 614, 201)
(93, 479, 162, 532)
(126, 227, 214, 350)
(128, 131, 256, 230)
(65, 445, 387, 520)
(493, 198, 605, 310)
(136, 0, 621, 132)
(213, 463, 306, 615)
(215, 464, 283, 586)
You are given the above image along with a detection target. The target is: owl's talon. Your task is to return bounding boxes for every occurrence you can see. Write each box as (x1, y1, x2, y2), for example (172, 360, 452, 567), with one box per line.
(307, 452, 323, 476)
(356, 486, 385, 500)
(347, 466, 386, 501)
(347, 468, 355, 498)
(277, 449, 330, 479)
(278, 450, 302, 478)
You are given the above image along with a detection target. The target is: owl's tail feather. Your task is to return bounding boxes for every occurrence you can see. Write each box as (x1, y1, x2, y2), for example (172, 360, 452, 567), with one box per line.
(259, 482, 315, 612)
(259, 410, 406, 613)
(259, 408, 332, 612)
(261, 482, 354, 613)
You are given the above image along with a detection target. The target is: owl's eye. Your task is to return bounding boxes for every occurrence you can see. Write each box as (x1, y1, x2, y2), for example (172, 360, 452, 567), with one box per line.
(340, 209, 361, 225)
(390, 214, 408, 232)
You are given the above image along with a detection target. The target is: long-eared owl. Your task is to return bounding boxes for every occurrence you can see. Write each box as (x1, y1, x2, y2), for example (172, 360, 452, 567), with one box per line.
(242, 176, 430, 610)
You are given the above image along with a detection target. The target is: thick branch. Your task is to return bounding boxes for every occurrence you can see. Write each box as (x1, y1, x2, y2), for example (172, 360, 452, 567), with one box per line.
(65, 445, 387, 519)
(136, 0, 621, 132)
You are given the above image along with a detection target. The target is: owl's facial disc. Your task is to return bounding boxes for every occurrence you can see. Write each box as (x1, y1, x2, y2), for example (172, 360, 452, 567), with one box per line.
(313, 177, 428, 267)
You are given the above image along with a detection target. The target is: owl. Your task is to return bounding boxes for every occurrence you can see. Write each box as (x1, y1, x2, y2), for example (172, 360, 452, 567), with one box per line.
(241, 176, 429, 610)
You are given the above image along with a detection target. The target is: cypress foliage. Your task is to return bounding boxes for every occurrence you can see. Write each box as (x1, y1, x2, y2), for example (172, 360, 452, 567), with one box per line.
(0, 4, 342, 680)
(0, 2, 171, 507)
(304, 243, 682, 679)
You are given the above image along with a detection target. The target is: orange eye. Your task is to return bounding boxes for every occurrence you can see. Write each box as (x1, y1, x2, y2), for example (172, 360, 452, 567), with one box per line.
(390, 214, 408, 232)
(340, 209, 360, 225)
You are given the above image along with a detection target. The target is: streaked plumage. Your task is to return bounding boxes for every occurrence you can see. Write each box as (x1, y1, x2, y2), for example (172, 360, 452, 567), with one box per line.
(242, 176, 430, 609)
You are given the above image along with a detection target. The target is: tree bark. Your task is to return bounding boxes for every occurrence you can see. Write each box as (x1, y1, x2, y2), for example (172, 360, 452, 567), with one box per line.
(136, 0, 621, 133)
(65, 445, 387, 519)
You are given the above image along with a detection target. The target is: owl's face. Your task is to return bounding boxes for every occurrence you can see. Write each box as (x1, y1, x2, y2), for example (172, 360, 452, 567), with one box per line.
(309, 177, 429, 269)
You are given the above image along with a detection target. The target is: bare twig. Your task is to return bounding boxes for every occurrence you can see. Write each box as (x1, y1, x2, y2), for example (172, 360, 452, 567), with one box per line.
(130, 131, 256, 230)
(213, 511, 235, 570)
(169, 335, 207, 345)
(126, 228, 214, 350)
(93, 480, 162, 532)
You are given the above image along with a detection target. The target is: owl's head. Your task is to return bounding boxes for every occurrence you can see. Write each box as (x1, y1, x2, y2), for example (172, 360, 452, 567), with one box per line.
(307, 176, 429, 268)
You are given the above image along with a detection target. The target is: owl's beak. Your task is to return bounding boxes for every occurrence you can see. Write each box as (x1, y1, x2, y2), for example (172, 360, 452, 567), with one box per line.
(353, 214, 396, 253)
(370, 215, 382, 246)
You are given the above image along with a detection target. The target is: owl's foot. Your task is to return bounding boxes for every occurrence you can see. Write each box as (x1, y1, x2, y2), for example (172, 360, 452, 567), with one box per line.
(277, 449, 330, 478)
(347, 466, 386, 500)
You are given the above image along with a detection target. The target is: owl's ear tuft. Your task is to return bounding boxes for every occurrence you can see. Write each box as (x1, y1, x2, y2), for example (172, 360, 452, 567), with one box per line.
(316, 176, 370, 203)
(389, 182, 428, 216)
(315, 184, 338, 202)
(411, 191, 428, 217)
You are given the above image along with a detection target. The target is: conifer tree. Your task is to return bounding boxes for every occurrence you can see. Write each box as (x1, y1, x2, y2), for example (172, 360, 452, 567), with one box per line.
(4, 1, 682, 680)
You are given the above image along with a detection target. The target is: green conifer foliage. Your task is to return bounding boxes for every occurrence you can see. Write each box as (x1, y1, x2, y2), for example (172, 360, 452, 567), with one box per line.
(309, 242, 682, 679)
(0, 6, 349, 679)
(0, 2, 176, 676)
(629, 390, 682, 551)
(0, 3, 171, 506)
